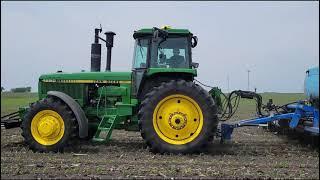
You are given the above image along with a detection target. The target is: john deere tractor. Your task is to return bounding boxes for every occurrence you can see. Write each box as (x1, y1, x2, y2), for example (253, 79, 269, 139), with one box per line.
(1, 26, 218, 154)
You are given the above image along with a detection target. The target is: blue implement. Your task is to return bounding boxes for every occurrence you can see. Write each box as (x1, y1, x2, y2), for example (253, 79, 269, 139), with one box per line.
(305, 67, 319, 101)
(220, 102, 319, 141)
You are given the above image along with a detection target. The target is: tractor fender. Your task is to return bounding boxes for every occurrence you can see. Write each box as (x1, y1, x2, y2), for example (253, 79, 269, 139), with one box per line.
(47, 91, 88, 138)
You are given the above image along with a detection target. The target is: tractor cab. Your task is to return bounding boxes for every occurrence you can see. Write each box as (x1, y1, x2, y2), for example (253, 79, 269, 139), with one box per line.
(132, 26, 198, 69)
(131, 27, 199, 99)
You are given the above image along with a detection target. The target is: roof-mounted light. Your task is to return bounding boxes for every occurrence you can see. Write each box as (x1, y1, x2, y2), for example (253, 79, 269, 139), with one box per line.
(161, 25, 172, 30)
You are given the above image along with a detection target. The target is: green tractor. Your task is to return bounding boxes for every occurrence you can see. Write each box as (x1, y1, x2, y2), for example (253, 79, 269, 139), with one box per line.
(2, 26, 218, 154)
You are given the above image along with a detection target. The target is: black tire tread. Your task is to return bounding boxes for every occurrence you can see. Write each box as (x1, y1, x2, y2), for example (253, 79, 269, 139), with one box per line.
(21, 96, 78, 152)
(138, 79, 218, 154)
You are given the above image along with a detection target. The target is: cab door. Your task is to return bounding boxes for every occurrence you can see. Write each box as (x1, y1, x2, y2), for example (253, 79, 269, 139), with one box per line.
(131, 39, 150, 97)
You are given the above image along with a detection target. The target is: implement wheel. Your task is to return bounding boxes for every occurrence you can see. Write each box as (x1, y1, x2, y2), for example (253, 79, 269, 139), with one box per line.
(21, 96, 78, 152)
(139, 80, 218, 154)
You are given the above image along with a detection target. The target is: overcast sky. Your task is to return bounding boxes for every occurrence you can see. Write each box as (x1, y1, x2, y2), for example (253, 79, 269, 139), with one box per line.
(1, 1, 319, 93)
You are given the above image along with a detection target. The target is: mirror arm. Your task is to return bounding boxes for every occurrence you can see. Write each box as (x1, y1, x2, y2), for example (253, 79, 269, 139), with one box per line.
(191, 62, 199, 68)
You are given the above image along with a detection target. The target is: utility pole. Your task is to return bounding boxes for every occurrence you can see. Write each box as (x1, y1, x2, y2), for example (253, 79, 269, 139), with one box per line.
(247, 70, 250, 91)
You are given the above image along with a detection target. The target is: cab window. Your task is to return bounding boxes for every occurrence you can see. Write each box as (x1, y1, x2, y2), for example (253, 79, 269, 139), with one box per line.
(133, 39, 148, 69)
(151, 37, 190, 68)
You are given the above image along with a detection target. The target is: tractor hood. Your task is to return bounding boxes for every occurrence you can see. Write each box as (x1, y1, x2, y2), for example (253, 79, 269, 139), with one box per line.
(39, 71, 132, 83)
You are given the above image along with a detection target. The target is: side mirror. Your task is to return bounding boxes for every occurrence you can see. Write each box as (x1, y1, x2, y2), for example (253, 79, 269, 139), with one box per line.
(191, 62, 199, 68)
(191, 36, 198, 48)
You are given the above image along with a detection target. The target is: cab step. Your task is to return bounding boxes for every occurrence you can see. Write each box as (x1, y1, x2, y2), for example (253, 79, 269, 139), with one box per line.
(92, 115, 117, 143)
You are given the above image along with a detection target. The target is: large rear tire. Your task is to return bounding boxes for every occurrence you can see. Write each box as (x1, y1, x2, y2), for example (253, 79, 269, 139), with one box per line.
(21, 96, 78, 152)
(138, 80, 218, 154)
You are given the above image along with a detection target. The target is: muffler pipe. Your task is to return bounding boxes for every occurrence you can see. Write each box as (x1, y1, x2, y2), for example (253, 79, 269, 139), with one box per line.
(91, 28, 102, 72)
(105, 31, 116, 71)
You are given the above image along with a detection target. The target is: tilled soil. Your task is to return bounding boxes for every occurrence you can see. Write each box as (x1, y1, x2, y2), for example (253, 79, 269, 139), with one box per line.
(1, 124, 319, 179)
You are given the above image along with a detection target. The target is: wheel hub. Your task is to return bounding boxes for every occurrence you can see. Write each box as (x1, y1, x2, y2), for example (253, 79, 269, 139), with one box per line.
(168, 112, 187, 130)
(153, 94, 203, 145)
(38, 116, 59, 137)
(31, 110, 65, 146)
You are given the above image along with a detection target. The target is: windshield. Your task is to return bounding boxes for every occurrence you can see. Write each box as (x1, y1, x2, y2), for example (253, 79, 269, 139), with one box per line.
(151, 37, 190, 68)
(132, 39, 149, 69)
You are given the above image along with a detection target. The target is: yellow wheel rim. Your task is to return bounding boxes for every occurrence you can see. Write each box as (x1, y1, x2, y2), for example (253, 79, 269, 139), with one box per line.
(31, 110, 65, 146)
(153, 94, 203, 145)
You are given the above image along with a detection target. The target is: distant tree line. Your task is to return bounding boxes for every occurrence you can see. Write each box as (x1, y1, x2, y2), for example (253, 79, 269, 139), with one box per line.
(10, 87, 32, 93)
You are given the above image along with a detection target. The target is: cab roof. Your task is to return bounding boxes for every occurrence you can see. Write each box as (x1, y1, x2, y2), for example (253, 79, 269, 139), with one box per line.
(133, 28, 193, 39)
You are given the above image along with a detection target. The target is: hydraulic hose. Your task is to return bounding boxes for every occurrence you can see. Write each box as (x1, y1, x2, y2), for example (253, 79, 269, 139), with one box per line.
(195, 79, 267, 121)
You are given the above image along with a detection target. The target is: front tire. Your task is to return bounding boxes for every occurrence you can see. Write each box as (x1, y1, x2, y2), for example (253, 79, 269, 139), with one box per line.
(139, 80, 218, 154)
(21, 96, 78, 152)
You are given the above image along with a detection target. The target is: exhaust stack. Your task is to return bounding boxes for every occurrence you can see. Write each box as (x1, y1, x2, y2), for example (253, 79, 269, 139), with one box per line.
(90, 28, 102, 72)
(105, 31, 116, 71)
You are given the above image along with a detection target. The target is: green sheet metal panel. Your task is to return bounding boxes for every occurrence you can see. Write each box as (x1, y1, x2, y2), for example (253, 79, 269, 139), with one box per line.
(39, 72, 132, 81)
(146, 68, 197, 76)
(38, 82, 87, 106)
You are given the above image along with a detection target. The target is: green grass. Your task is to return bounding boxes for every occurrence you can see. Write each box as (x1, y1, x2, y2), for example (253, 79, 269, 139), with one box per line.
(260, 92, 306, 105)
(228, 93, 306, 120)
(1, 92, 306, 118)
(1, 92, 38, 116)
